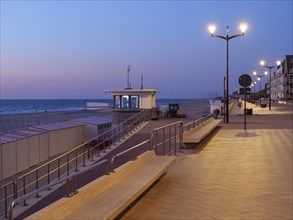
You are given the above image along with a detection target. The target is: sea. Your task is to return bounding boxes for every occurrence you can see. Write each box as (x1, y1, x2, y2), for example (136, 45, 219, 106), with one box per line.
(0, 99, 199, 115)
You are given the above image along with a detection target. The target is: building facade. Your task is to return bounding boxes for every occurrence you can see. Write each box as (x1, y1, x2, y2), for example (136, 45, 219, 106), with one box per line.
(268, 55, 293, 100)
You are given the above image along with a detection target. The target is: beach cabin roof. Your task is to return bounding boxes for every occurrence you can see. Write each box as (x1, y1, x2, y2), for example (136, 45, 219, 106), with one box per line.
(31, 122, 82, 131)
(69, 117, 111, 126)
(0, 127, 49, 144)
(0, 135, 19, 144)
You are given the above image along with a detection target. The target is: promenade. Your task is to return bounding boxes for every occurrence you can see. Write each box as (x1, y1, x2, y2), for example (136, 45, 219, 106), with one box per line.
(16, 101, 292, 220)
(122, 102, 293, 219)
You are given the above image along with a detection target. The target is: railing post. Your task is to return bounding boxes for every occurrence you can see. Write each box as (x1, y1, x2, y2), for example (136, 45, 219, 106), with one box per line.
(162, 128, 165, 155)
(110, 156, 115, 173)
(90, 141, 94, 161)
(105, 160, 109, 175)
(168, 126, 171, 156)
(75, 149, 79, 172)
(73, 176, 77, 195)
(154, 131, 158, 154)
(4, 185, 8, 218)
(179, 121, 183, 153)
(66, 178, 71, 197)
(23, 177, 28, 206)
(83, 144, 86, 167)
(13, 181, 17, 199)
(103, 139, 106, 153)
(58, 158, 61, 180)
(67, 153, 70, 176)
(36, 169, 41, 198)
(97, 140, 101, 157)
(174, 123, 177, 156)
(133, 147, 137, 160)
(47, 163, 50, 185)
(150, 131, 154, 151)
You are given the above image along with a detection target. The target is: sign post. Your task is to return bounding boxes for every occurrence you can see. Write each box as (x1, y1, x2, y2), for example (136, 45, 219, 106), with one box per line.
(239, 74, 252, 130)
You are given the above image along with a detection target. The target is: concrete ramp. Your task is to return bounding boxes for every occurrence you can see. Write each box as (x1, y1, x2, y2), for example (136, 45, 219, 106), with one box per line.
(26, 150, 176, 220)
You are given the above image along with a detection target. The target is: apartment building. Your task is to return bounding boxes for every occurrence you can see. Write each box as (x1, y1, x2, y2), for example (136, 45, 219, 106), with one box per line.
(268, 55, 293, 100)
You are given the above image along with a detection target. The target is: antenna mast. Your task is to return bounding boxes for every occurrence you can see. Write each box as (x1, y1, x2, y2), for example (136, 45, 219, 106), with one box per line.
(127, 65, 131, 89)
(141, 75, 144, 89)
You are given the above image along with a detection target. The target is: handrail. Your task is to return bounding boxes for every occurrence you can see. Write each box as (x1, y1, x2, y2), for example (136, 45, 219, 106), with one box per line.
(183, 113, 213, 132)
(110, 140, 150, 172)
(4, 110, 213, 219)
(151, 121, 183, 156)
(152, 121, 183, 132)
(1, 108, 152, 218)
(17, 109, 151, 179)
(8, 159, 109, 220)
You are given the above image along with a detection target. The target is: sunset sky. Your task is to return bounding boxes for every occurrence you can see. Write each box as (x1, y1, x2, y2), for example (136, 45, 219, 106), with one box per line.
(1, 1, 292, 99)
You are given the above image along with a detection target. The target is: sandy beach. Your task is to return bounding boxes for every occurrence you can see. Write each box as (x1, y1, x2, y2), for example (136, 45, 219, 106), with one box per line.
(0, 100, 210, 134)
(0, 109, 112, 133)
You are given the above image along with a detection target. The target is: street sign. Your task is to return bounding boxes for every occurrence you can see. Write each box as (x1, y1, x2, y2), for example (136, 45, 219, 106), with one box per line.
(239, 74, 252, 87)
(239, 87, 251, 95)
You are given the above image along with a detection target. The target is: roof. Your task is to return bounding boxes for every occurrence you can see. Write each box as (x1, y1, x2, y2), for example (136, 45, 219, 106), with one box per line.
(105, 89, 159, 95)
(31, 122, 83, 131)
(0, 122, 84, 144)
(0, 128, 49, 144)
(69, 117, 112, 125)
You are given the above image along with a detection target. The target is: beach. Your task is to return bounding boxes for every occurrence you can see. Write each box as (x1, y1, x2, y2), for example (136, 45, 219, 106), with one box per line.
(0, 100, 210, 133)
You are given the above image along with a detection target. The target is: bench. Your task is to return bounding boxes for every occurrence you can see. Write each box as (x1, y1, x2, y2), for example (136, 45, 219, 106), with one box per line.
(183, 118, 222, 145)
(26, 150, 176, 220)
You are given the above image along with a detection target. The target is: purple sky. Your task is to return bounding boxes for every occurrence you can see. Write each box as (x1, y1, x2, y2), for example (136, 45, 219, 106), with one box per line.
(1, 1, 292, 99)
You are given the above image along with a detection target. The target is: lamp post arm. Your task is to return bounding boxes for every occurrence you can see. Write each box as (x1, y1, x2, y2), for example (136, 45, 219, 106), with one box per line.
(228, 33, 244, 40)
(264, 65, 277, 69)
(211, 34, 227, 40)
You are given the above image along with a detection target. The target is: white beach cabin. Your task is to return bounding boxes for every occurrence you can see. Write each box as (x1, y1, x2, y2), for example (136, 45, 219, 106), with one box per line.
(105, 89, 159, 124)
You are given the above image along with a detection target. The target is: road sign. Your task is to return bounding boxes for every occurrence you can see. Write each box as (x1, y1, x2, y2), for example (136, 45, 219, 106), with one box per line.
(239, 74, 252, 87)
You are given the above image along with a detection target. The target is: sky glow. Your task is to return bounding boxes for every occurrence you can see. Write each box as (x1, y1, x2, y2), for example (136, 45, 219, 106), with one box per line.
(1, 1, 292, 99)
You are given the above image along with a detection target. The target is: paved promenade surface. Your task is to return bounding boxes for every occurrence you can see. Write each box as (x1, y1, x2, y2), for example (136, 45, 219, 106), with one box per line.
(122, 102, 293, 220)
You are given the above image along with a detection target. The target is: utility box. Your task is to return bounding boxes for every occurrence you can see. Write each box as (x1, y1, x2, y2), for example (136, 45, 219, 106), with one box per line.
(244, 108, 253, 115)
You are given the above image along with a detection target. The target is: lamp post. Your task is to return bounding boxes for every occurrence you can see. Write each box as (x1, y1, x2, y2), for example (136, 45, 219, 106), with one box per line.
(252, 81, 257, 102)
(260, 60, 281, 110)
(250, 82, 256, 102)
(208, 24, 247, 123)
(253, 71, 268, 106)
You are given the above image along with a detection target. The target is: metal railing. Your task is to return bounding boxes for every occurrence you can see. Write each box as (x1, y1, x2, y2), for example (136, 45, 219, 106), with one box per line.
(8, 159, 109, 220)
(0, 109, 152, 218)
(183, 114, 213, 132)
(8, 139, 152, 220)
(110, 140, 151, 172)
(8, 140, 151, 220)
(150, 113, 214, 156)
(151, 121, 184, 156)
(2, 111, 214, 219)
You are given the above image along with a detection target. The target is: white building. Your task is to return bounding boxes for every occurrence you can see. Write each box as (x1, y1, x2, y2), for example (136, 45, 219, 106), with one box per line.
(268, 55, 293, 100)
(105, 89, 158, 109)
(105, 88, 159, 124)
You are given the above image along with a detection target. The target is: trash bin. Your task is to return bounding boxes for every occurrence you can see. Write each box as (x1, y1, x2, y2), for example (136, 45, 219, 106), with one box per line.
(244, 108, 253, 115)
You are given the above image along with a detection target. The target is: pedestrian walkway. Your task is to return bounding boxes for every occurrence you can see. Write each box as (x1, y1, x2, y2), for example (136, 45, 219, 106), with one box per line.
(122, 102, 293, 219)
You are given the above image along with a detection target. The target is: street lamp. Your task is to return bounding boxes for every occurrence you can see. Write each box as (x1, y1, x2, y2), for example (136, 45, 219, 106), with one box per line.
(260, 60, 281, 110)
(250, 82, 257, 102)
(253, 81, 257, 102)
(208, 23, 247, 123)
(253, 71, 268, 106)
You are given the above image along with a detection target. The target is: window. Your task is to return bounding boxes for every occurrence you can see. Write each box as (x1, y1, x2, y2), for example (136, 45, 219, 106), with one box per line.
(122, 95, 129, 108)
(131, 96, 139, 109)
(115, 96, 121, 108)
